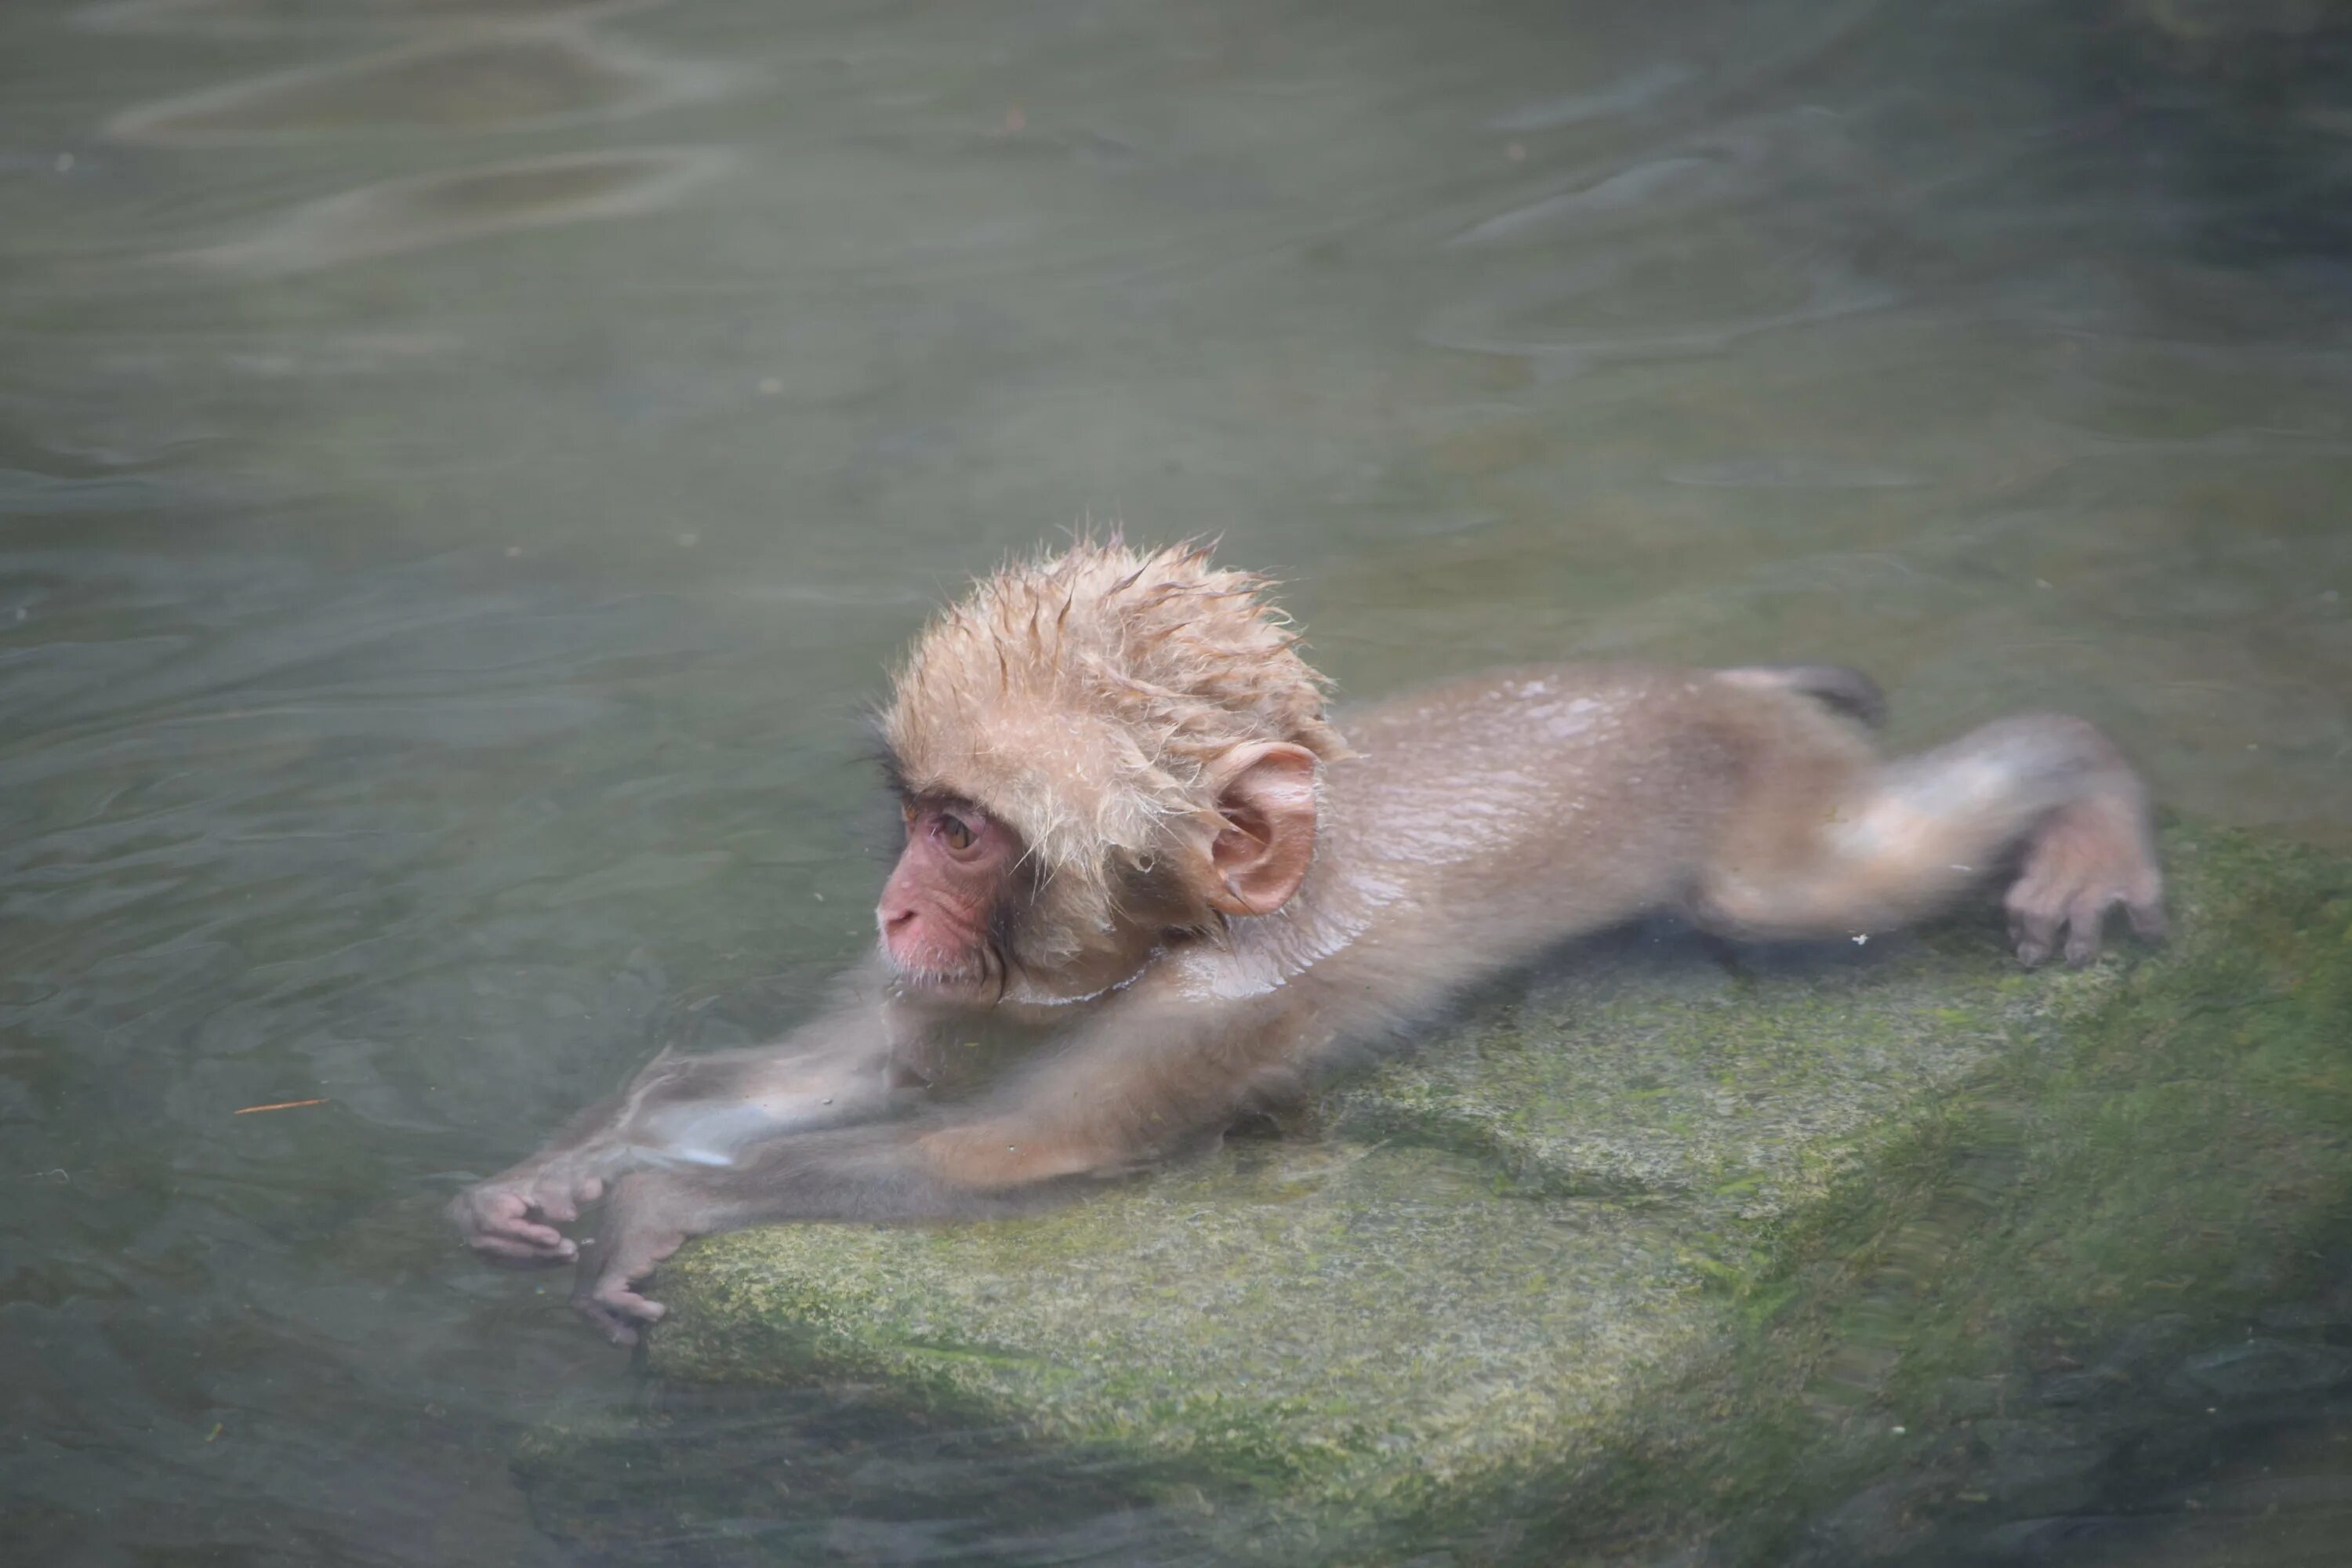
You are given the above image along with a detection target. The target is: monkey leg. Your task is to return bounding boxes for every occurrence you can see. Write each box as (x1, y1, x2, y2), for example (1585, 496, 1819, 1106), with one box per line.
(570, 1173, 692, 1345)
(1696, 713, 2165, 966)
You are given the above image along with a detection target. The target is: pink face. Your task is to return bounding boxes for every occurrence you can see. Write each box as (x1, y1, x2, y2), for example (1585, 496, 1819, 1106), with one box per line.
(877, 798, 1020, 987)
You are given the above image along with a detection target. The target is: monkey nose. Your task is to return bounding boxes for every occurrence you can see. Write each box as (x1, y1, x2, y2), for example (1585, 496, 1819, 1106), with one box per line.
(880, 904, 918, 936)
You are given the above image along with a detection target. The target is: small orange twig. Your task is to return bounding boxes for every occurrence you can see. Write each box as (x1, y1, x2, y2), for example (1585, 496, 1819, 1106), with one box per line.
(233, 1098, 328, 1116)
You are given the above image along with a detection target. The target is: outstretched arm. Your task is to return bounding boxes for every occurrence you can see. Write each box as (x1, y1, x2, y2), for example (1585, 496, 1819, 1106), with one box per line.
(448, 961, 925, 1264)
(570, 981, 1332, 1343)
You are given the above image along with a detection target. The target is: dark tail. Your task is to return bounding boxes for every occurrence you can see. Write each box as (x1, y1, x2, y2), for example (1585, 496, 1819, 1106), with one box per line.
(1717, 664, 1887, 729)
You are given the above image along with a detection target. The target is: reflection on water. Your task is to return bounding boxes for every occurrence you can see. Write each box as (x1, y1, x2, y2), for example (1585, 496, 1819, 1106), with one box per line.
(4, 0, 2351, 1561)
(181, 146, 737, 274)
(105, 30, 734, 146)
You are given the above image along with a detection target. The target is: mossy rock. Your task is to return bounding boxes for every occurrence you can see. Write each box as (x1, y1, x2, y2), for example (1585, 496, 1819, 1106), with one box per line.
(522, 825, 2352, 1563)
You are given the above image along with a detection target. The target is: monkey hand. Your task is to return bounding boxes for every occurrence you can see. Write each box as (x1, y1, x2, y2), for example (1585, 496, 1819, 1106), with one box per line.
(569, 1171, 693, 1347)
(2005, 790, 2167, 967)
(448, 1160, 607, 1265)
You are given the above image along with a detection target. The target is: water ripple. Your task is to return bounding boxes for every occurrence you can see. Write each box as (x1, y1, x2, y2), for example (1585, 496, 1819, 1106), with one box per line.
(174, 145, 735, 275)
(105, 27, 742, 145)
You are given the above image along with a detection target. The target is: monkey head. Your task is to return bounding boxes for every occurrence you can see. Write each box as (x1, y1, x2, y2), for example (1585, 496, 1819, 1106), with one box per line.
(874, 541, 1349, 1001)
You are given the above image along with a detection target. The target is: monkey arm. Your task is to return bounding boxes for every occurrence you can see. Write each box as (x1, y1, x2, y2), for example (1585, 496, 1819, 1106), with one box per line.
(569, 983, 1334, 1342)
(448, 963, 925, 1263)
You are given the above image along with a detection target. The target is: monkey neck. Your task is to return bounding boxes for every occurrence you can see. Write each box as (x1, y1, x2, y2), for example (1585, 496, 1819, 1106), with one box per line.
(995, 936, 1162, 1009)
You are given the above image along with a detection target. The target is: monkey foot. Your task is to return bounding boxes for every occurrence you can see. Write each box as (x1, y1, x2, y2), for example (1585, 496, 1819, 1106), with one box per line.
(570, 1174, 690, 1347)
(2005, 796, 2167, 967)
(448, 1169, 605, 1263)
(572, 1277, 667, 1348)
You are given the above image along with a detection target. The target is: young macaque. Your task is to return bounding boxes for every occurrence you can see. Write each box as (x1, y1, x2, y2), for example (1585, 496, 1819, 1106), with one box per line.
(449, 541, 2164, 1343)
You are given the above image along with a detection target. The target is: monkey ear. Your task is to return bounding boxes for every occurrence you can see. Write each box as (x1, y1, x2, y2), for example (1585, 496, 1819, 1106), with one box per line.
(1201, 742, 1319, 917)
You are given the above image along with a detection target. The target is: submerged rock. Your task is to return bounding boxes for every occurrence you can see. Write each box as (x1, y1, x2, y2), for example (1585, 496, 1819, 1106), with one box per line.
(2169, 1338, 2352, 1403)
(521, 825, 2352, 1562)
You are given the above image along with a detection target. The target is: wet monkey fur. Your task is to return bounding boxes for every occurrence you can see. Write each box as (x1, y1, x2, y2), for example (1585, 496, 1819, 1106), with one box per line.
(449, 542, 2165, 1344)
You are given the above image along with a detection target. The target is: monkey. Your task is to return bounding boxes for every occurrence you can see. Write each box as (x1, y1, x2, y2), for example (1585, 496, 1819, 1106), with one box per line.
(448, 541, 2165, 1345)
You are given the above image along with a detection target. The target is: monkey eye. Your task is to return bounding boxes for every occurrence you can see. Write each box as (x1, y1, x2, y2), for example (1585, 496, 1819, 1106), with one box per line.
(936, 811, 977, 853)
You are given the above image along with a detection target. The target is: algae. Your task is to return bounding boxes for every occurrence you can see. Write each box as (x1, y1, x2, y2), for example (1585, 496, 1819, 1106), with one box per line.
(520, 825, 2352, 1563)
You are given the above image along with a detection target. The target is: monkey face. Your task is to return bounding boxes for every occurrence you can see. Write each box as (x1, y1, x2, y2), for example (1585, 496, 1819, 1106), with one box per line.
(877, 797, 1022, 995)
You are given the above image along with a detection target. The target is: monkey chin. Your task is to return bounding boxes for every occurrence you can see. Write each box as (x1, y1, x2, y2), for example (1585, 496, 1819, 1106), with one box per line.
(877, 941, 1004, 1005)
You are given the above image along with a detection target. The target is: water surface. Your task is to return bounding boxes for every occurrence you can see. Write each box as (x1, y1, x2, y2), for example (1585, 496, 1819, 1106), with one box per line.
(5, 0, 2352, 1561)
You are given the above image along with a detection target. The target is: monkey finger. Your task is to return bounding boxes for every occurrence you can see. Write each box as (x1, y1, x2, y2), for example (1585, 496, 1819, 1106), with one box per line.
(533, 1189, 581, 1224)
(572, 1275, 667, 1346)
(519, 1164, 605, 1223)
(2127, 895, 2169, 943)
(470, 1232, 578, 1265)
(2008, 909, 2060, 967)
(611, 1289, 667, 1326)
(449, 1189, 572, 1256)
(570, 1290, 644, 1348)
(2061, 893, 2112, 967)
(2004, 883, 2063, 968)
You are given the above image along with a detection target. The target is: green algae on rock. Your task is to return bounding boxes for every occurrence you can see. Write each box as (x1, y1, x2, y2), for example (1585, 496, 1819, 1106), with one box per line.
(545, 825, 2352, 1560)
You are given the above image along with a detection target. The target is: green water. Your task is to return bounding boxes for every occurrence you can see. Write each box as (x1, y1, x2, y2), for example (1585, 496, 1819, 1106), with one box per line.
(4, 0, 2350, 1561)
